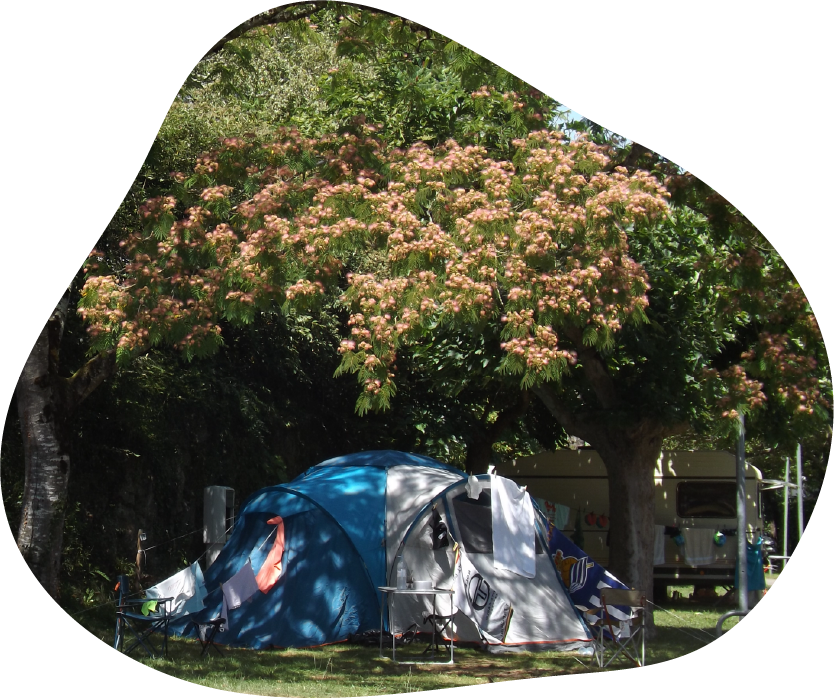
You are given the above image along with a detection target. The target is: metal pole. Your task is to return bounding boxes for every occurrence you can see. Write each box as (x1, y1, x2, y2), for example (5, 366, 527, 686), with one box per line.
(736, 414, 748, 613)
(796, 443, 804, 539)
(783, 457, 790, 565)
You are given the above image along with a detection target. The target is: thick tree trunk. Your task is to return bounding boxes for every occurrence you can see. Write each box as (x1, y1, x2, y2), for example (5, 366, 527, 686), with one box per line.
(593, 429, 664, 597)
(15, 294, 115, 599)
(532, 384, 679, 631)
(15, 299, 72, 599)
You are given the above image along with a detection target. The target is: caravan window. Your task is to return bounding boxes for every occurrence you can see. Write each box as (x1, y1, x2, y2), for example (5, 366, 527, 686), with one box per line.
(677, 482, 736, 518)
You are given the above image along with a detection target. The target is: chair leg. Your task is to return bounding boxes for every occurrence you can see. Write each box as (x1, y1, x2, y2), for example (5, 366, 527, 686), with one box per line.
(122, 618, 164, 658)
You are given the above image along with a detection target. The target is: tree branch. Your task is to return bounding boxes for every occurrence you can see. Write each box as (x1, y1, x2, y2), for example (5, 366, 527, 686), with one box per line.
(63, 350, 117, 417)
(562, 326, 619, 409)
(531, 384, 585, 439)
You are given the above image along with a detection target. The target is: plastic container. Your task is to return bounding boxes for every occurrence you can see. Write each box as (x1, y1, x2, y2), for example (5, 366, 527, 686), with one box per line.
(396, 554, 407, 590)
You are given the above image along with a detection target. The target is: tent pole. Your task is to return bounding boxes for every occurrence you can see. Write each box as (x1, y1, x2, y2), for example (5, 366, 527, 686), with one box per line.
(796, 443, 804, 540)
(736, 413, 748, 614)
(783, 457, 790, 567)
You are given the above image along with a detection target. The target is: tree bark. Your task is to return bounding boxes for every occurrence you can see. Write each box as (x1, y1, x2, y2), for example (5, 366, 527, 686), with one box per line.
(591, 423, 665, 595)
(16, 297, 73, 598)
(15, 294, 115, 599)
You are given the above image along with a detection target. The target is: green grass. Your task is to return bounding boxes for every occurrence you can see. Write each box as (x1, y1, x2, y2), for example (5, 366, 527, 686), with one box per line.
(74, 587, 756, 696)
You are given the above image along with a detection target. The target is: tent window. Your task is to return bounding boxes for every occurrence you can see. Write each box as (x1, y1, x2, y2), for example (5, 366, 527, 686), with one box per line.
(453, 493, 494, 553)
(677, 482, 737, 518)
(452, 492, 543, 554)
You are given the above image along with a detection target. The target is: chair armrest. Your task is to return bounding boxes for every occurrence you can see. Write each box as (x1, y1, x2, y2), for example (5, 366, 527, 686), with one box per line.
(118, 597, 176, 616)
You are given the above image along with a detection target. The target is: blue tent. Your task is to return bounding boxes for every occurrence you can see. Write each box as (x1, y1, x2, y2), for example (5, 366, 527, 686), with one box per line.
(172, 451, 592, 651)
(174, 451, 462, 648)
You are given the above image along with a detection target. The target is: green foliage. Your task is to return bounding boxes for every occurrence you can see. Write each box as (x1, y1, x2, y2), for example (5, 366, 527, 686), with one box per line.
(291, 9, 558, 153)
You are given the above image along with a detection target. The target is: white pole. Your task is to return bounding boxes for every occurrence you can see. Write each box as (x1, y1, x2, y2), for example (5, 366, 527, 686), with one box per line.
(783, 457, 790, 563)
(796, 443, 804, 539)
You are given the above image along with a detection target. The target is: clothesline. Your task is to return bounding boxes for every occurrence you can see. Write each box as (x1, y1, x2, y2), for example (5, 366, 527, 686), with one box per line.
(141, 515, 237, 553)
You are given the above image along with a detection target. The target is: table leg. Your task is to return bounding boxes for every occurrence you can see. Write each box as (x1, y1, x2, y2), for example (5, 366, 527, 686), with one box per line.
(431, 593, 437, 659)
(391, 593, 396, 662)
(450, 603, 454, 663)
(379, 591, 385, 659)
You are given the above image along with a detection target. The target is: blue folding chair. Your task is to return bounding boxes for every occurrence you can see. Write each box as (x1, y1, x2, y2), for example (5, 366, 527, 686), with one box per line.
(113, 574, 173, 658)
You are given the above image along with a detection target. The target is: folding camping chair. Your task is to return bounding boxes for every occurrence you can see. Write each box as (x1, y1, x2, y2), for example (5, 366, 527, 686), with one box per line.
(585, 588, 647, 668)
(186, 610, 226, 657)
(422, 612, 454, 658)
(113, 574, 174, 658)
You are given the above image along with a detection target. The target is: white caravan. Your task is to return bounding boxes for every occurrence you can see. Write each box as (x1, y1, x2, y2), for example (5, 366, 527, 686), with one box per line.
(496, 450, 764, 594)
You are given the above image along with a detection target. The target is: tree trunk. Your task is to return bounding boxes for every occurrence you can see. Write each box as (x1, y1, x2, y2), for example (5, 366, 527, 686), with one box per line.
(593, 428, 664, 598)
(15, 294, 116, 599)
(15, 298, 72, 599)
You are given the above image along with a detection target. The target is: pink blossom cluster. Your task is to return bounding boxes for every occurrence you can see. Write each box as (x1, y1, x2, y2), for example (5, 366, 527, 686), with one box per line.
(138, 196, 176, 220)
(470, 86, 493, 98)
(334, 130, 668, 392)
(200, 185, 234, 202)
(701, 365, 767, 420)
(742, 332, 827, 416)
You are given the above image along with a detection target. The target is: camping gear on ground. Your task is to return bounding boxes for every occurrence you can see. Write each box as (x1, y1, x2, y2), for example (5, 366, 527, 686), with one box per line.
(584, 588, 647, 668)
(189, 617, 226, 657)
(378, 586, 455, 663)
(113, 574, 174, 658)
(165, 450, 593, 652)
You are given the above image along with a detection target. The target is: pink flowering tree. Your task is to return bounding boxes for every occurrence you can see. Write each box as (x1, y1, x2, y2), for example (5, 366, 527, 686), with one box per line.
(296, 125, 828, 594)
(79, 121, 829, 598)
(78, 126, 384, 364)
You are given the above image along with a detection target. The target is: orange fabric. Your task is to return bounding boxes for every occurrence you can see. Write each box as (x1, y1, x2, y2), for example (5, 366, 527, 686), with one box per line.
(255, 516, 285, 593)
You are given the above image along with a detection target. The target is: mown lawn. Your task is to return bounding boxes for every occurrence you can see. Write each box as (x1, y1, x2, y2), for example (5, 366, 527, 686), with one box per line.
(74, 586, 754, 697)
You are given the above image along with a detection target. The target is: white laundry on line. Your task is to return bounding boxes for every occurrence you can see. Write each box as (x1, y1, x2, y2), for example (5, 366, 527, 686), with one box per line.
(682, 528, 717, 566)
(491, 474, 536, 578)
(144, 561, 207, 617)
(654, 525, 666, 566)
(220, 560, 260, 631)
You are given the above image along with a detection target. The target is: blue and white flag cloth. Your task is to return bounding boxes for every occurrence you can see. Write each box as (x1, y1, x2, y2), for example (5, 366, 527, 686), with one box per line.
(545, 523, 631, 622)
